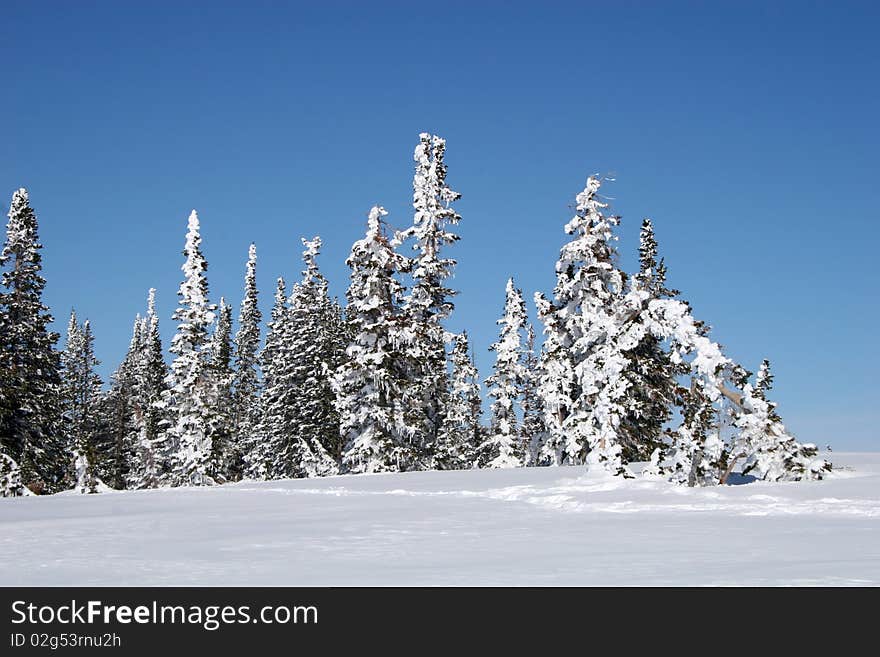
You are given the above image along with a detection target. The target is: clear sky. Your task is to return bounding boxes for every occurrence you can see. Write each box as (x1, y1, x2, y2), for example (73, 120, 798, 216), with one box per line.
(1, 1, 877, 449)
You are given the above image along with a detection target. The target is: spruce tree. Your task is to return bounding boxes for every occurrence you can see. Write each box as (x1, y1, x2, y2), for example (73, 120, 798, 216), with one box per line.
(230, 244, 262, 481)
(734, 360, 830, 482)
(520, 324, 547, 466)
(0, 452, 27, 497)
(618, 219, 678, 461)
(333, 206, 413, 473)
(394, 133, 462, 469)
(437, 331, 482, 470)
(534, 176, 630, 475)
(248, 277, 287, 479)
(164, 210, 217, 486)
(662, 376, 724, 486)
(61, 314, 104, 493)
(97, 314, 140, 490)
(0, 188, 64, 493)
(478, 278, 528, 468)
(136, 288, 168, 487)
(259, 239, 341, 480)
(206, 298, 234, 482)
(271, 237, 340, 478)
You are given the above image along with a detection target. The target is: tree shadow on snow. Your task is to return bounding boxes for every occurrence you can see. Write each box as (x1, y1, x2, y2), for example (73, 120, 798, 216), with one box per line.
(725, 473, 758, 486)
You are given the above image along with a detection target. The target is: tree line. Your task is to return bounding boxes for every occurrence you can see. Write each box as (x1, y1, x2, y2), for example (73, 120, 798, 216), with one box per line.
(0, 133, 830, 496)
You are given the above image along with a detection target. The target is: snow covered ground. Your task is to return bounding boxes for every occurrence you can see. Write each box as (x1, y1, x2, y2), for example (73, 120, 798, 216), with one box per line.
(1, 452, 878, 586)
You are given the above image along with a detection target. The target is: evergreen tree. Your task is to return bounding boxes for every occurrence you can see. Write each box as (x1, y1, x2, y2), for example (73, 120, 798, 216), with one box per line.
(271, 237, 341, 478)
(478, 278, 527, 468)
(520, 324, 547, 466)
(230, 243, 262, 481)
(333, 206, 413, 473)
(394, 133, 462, 469)
(437, 331, 482, 470)
(136, 288, 169, 487)
(248, 277, 287, 479)
(97, 314, 140, 490)
(662, 376, 724, 486)
(0, 452, 27, 497)
(206, 298, 234, 481)
(60, 314, 103, 493)
(259, 240, 341, 480)
(618, 219, 678, 461)
(735, 360, 830, 482)
(164, 210, 217, 486)
(0, 188, 64, 493)
(60, 308, 82, 464)
(534, 176, 630, 475)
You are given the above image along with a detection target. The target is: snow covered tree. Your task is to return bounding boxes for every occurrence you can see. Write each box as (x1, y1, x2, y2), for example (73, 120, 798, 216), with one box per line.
(437, 331, 482, 470)
(534, 176, 630, 475)
(164, 210, 217, 486)
(394, 133, 462, 469)
(101, 289, 169, 490)
(135, 288, 169, 487)
(230, 243, 261, 481)
(618, 218, 679, 461)
(274, 237, 342, 477)
(97, 314, 140, 489)
(259, 239, 341, 479)
(60, 308, 82, 459)
(60, 314, 103, 493)
(520, 324, 547, 466)
(206, 297, 234, 481)
(478, 278, 528, 468)
(333, 206, 413, 473)
(728, 360, 830, 482)
(612, 269, 830, 485)
(662, 375, 724, 486)
(248, 277, 287, 479)
(0, 188, 64, 493)
(0, 452, 28, 497)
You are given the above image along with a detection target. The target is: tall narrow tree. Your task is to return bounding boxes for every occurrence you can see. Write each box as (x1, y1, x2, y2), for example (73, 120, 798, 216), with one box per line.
(333, 206, 412, 473)
(0, 188, 63, 493)
(479, 278, 528, 468)
(618, 218, 679, 461)
(231, 244, 262, 481)
(273, 237, 341, 477)
(248, 277, 287, 479)
(61, 317, 103, 493)
(98, 313, 141, 490)
(136, 288, 168, 487)
(164, 210, 217, 486)
(436, 331, 482, 470)
(259, 239, 341, 480)
(207, 298, 234, 481)
(520, 324, 546, 466)
(395, 133, 462, 469)
(535, 176, 630, 475)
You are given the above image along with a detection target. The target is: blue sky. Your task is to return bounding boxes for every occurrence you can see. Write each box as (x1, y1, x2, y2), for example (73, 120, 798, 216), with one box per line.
(1, 1, 877, 449)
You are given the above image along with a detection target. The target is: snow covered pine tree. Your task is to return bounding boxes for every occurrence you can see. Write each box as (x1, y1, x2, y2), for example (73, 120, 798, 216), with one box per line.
(249, 277, 288, 479)
(437, 331, 482, 470)
(520, 324, 547, 466)
(0, 188, 64, 494)
(260, 239, 341, 479)
(164, 210, 217, 486)
(230, 244, 262, 481)
(479, 278, 528, 468)
(394, 133, 463, 470)
(60, 312, 103, 493)
(534, 176, 632, 476)
(617, 218, 679, 462)
(333, 206, 415, 473)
